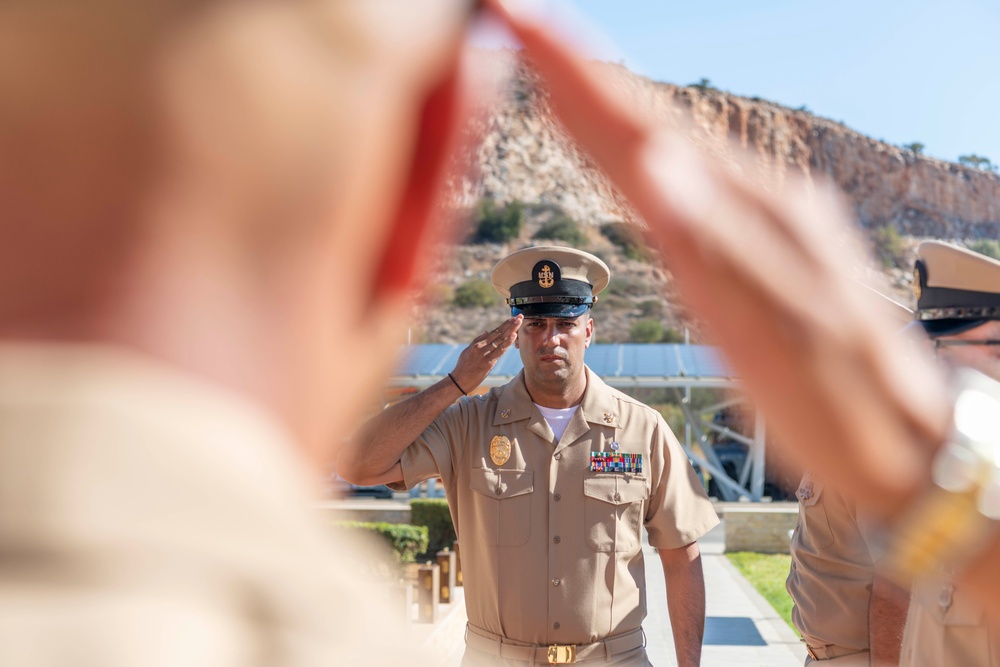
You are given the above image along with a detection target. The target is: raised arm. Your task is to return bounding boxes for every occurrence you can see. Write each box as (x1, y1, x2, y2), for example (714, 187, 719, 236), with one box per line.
(336, 315, 521, 485)
(490, 0, 947, 524)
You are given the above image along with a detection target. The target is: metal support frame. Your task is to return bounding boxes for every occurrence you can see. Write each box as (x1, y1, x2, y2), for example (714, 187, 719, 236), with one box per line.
(671, 386, 770, 501)
(694, 397, 760, 498)
(675, 388, 749, 502)
(751, 409, 766, 500)
(697, 421, 755, 448)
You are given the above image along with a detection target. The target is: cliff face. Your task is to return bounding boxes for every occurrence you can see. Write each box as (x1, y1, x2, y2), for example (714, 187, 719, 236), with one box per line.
(452, 58, 627, 225)
(457, 58, 1000, 238)
(420, 57, 999, 345)
(806, 128, 1000, 237)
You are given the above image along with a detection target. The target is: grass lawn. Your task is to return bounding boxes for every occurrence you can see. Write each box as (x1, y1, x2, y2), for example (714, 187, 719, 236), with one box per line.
(725, 552, 796, 631)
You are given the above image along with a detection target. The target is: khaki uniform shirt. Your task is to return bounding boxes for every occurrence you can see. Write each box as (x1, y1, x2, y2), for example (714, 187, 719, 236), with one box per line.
(393, 367, 719, 645)
(900, 576, 1000, 667)
(786, 472, 885, 654)
(0, 344, 401, 666)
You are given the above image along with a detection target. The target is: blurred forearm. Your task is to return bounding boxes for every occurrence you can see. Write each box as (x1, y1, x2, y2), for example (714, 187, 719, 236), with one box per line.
(337, 378, 460, 485)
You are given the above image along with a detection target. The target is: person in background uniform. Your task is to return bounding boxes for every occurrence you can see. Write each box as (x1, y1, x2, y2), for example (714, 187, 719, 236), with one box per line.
(786, 294, 913, 667)
(899, 241, 1000, 667)
(0, 0, 481, 664)
(339, 246, 720, 667)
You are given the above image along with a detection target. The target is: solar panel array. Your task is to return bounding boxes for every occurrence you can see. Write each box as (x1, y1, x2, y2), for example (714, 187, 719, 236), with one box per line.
(393, 344, 734, 383)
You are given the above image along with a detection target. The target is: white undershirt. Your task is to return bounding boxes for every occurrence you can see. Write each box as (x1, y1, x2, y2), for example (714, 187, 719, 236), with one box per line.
(534, 403, 580, 442)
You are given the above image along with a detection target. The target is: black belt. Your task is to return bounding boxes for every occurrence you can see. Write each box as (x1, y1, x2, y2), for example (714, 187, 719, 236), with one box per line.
(465, 623, 645, 664)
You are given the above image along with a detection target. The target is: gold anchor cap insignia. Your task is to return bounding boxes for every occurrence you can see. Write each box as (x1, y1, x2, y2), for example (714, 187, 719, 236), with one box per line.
(538, 264, 554, 289)
(500, 408, 511, 419)
(603, 412, 614, 424)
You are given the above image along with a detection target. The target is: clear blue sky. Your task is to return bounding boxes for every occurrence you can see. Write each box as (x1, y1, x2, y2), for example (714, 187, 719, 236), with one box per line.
(549, 0, 1000, 166)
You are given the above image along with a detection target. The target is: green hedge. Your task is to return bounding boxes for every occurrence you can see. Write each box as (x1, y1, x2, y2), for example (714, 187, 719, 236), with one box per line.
(969, 239, 1000, 261)
(473, 199, 524, 243)
(871, 226, 906, 269)
(630, 319, 664, 343)
(600, 222, 648, 260)
(453, 279, 499, 308)
(334, 521, 429, 564)
(410, 499, 455, 555)
(533, 214, 587, 246)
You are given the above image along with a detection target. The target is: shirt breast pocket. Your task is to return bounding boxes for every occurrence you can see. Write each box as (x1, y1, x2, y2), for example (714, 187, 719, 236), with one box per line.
(795, 478, 834, 549)
(914, 582, 989, 661)
(470, 468, 534, 547)
(582, 474, 648, 553)
(919, 582, 985, 626)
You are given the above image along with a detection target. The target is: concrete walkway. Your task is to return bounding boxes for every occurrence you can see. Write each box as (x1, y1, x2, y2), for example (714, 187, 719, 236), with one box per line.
(645, 521, 806, 666)
(419, 520, 806, 666)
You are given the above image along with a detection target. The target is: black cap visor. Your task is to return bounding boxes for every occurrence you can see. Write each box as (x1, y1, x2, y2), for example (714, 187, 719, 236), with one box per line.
(512, 302, 592, 319)
(508, 276, 595, 319)
(921, 318, 991, 337)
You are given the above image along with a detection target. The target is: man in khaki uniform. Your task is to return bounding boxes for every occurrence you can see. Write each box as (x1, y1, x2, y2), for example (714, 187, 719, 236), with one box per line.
(340, 246, 719, 666)
(0, 0, 480, 664)
(786, 475, 909, 667)
(786, 293, 914, 667)
(899, 241, 1000, 667)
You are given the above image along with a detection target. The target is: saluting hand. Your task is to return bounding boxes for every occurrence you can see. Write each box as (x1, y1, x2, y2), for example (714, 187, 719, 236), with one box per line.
(450, 315, 522, 394)
(490, 0, 948, 521)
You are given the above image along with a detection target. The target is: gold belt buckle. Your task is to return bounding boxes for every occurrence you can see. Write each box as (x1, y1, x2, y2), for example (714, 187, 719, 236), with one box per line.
(546, 644, 577, 664)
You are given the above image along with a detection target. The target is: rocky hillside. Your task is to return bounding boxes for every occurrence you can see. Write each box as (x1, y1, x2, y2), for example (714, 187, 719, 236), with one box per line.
(415, 55, 1000, 345)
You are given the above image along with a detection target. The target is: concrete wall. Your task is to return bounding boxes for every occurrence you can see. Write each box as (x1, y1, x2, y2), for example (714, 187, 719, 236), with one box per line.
(722, 503, 798, 554)
(316, 500, 412, 525)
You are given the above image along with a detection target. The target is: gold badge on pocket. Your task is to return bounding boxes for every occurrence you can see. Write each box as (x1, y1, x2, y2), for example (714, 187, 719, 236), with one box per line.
(490, 436, 511, 466)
